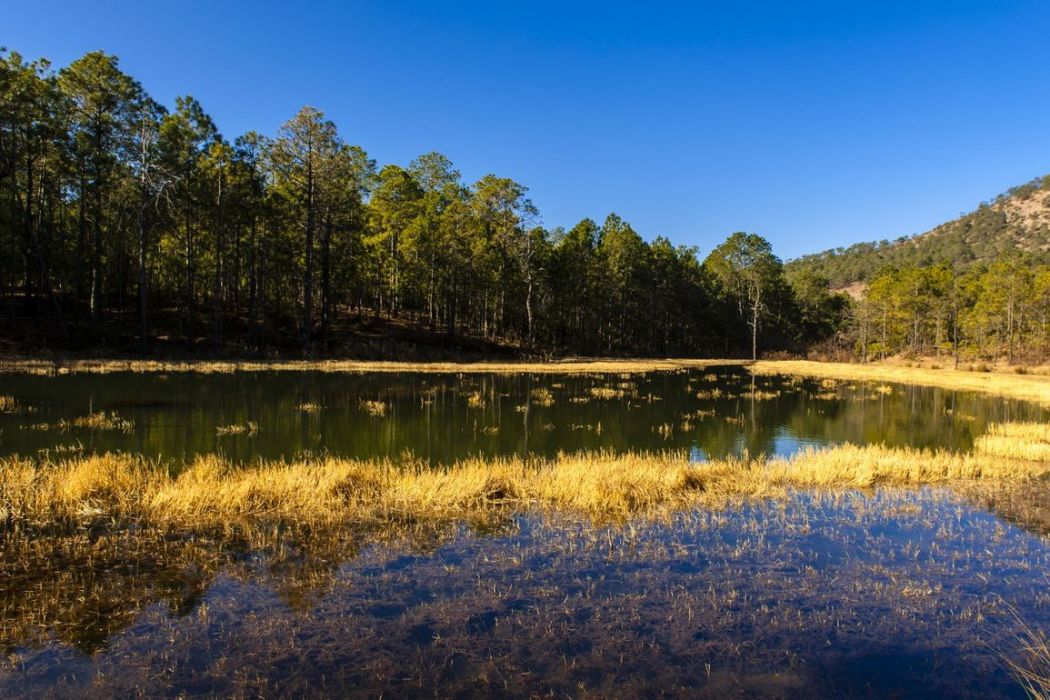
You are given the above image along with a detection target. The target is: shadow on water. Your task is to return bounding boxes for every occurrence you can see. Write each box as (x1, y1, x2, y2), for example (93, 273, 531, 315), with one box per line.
(0, 487, 1048, 698)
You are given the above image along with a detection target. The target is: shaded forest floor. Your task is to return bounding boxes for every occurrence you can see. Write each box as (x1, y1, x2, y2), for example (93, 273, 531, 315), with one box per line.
(0, 301, 523, 363)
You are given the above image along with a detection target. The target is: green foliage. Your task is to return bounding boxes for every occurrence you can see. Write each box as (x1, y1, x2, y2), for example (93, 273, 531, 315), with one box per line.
(0, 48, 844, 358)
(846, 254, 1050, 362)
(787, 177, 1050, 288)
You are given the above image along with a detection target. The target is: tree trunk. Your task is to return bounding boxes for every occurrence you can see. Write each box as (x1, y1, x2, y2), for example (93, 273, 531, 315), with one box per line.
(137, 200, 148, 349)
(321, 213, 332, 342)
(302, 155, 315, 352)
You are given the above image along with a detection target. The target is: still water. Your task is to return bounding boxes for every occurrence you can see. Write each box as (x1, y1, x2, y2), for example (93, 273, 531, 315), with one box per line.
(0, 366, 1045, 462)
(1, 367, 1048, 698)
(1, 488, 1048, 698)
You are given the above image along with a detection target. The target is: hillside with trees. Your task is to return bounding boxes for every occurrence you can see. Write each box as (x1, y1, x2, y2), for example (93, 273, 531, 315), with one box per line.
(783, 177, 1050, 365)
(0, 48, 846, 360)
(787, 176, 1050, 290)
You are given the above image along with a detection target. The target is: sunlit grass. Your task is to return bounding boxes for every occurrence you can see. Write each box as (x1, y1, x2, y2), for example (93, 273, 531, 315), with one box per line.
(975, 422, 1050, 461)
(529, 387, 555, 406)
(0, 358, 738, 376)
(215, 421, 258, 436)
(751, 360, 1050, 407)
(359, 399, 388, 416)
(742, 389, 780, 400)
(57, 411, 135, 433)
(3, 421, 1050, 530)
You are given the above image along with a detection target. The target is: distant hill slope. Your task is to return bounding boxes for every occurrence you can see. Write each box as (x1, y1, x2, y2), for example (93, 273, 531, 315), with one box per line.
(786, 175, 1050, 290)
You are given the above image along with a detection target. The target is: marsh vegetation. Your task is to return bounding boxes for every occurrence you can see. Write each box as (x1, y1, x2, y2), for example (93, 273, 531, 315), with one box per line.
(0, 365, 1048, 697)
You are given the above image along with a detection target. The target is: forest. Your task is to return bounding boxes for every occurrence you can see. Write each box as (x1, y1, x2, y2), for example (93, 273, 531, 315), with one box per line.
(847, 256, 1050, 364)
(788, 176, 1050, 288)
(3, 48, 1049, 363)
(0, 48, 850, 359)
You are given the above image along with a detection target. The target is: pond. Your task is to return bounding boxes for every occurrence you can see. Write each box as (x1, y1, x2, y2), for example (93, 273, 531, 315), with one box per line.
(0, 367, 1048, 698)
(1, 487, 1049, 697)
(0, 366, 1045, 463)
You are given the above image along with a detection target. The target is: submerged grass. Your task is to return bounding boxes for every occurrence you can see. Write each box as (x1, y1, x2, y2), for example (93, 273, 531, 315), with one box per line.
(3, 421, 1050, 530)
(1004, 607, 1050, 700)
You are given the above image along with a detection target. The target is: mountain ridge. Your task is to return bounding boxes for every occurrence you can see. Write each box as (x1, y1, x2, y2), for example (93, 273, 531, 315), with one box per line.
(786, 174, 1050, 290)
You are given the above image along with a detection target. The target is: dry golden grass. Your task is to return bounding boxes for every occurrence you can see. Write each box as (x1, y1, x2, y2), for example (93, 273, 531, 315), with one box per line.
(0, 357, 738, 376)
(54, 411, 135, 433)
(976, 423, 1050, 461)
(751, 360, 1050, 407)
(3, 422, 1050, 530)
(742, 389, 781, 400)
(1004, 609, 1050, 700)
(0, 395, 16, 412)
(359, 399, 388, 416)
(6, 356, 1050, 414)
(215, 422, 258, 437)
(529, 387, 555, 406)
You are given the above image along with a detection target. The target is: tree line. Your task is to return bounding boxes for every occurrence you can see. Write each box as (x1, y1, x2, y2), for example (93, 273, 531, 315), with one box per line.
(788, 176, 1050, 289)
(1, 48, 849, 358)
(844, 255, 1050, 365)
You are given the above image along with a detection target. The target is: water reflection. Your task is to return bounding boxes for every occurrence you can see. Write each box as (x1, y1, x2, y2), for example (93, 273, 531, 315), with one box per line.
(1, 488, 1047, 698)
(1, 367, 1045, 463)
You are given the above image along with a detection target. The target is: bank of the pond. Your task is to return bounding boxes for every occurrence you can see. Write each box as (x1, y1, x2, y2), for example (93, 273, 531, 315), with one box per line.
(751, 359, 1050, 407)
(3, 421, 1049, 529)
(4, 355, 1050, 408)
(0, 357, 741, 376)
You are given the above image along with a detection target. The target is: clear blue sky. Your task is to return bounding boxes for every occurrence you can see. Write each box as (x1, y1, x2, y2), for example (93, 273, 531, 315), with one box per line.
(7, 1, 1050, 259)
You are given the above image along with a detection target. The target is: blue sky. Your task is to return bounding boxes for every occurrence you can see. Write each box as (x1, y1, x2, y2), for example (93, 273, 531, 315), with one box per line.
(7, 1, 1050, 259)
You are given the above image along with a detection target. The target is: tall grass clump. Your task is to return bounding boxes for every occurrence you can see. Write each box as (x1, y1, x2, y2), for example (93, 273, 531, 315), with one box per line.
(216, 421, 258, 436)
(3, 421, 1050, 531)
(57, 411, 135, 433)
(359, 399, 388, 416)
(1004, 609, 1050, 700)
(975, 423, 1050, 462)
(529, 387, 555, 406)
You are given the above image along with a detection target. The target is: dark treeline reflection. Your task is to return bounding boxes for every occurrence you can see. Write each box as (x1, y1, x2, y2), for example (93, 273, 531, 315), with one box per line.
(1, 368, 1044, 463)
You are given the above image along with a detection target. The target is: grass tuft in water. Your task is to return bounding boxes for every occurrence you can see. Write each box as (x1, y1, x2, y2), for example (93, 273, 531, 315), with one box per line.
(57, 411, 135, 433)
(215, 422, 258, 437)
(359, 399, 388, 416)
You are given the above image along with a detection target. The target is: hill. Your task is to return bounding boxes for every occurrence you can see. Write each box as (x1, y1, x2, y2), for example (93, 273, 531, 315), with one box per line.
(786, 175, 1050, 290)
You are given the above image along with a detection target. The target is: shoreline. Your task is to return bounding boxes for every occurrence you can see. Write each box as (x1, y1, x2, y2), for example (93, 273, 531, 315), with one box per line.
(0, 356, 744, 375)
(750, 360, 1050, 407)
(4, 355, 1050, 406)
